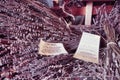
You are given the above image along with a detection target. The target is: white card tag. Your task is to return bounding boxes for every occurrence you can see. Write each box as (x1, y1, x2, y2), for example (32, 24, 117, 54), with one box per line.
(74, 32, 100, 63)
(39, 39, 68, 55)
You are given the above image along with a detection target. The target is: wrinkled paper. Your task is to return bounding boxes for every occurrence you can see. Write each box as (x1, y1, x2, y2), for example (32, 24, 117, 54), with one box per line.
(39, 39, 68, 55)
(74, 32, 100, 63)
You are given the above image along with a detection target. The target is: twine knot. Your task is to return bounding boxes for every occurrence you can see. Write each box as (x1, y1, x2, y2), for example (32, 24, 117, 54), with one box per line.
(107, 41, 116, 47)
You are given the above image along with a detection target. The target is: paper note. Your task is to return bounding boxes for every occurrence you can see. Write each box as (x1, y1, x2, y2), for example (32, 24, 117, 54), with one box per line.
(74, 32, 100, 63)
(39, 39, 68, 55)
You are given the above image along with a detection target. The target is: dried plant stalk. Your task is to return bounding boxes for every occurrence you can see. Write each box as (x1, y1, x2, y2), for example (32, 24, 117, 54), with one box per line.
(103, 21, 120, 77)
(60, 2, 75, 21)
(103, 21, 120, 56)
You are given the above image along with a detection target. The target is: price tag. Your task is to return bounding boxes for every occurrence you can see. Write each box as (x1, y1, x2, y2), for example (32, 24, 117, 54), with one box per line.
(39, 39, 68, 55)
(74, 32, 100, 63)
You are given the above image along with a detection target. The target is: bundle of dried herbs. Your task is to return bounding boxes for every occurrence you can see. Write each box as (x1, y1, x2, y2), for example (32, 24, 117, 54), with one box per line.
(0, 0, 120, 80)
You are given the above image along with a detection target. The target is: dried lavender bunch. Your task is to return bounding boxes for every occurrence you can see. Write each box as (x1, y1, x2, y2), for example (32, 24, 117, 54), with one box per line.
(103, 21, 120, 78)
(0, 0, 120, 80)
(92, 1, 120, 79)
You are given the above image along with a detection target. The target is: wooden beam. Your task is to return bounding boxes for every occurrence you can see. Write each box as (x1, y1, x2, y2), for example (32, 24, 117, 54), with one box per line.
(51, 5, 113, 17)
(85, 2, 93, 25)
(70, 5, 113, 16)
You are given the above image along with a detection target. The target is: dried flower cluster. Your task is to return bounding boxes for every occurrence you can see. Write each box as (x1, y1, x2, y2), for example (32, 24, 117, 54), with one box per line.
(0, 0, 120, 80)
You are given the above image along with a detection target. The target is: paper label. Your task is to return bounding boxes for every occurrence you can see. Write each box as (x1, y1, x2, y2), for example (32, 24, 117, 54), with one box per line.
(39, 39, 68, 55)
(74, 32, 100, 63)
